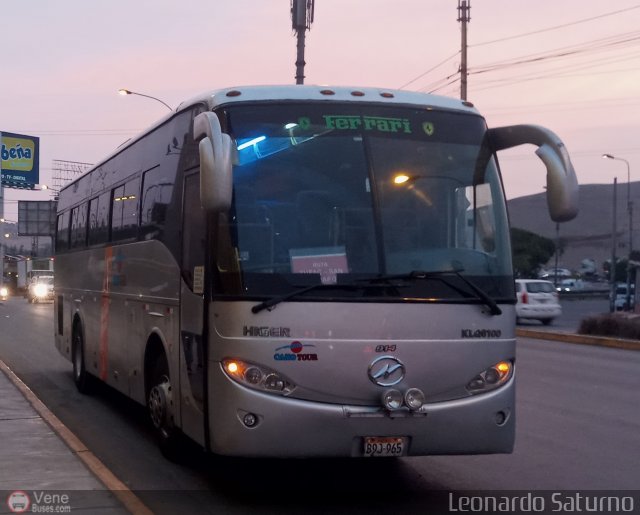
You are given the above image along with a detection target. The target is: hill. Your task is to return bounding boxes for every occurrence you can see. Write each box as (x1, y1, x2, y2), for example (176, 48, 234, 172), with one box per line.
(507, 182, 639, 274)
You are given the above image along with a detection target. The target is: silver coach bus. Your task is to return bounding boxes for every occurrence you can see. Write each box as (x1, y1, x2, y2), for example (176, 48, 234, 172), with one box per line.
(54, 86, 578, 458)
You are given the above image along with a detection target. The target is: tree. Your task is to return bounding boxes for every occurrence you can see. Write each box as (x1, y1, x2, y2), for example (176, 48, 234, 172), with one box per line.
(510, 228, 556, 278)
(604, 250, 640, 283)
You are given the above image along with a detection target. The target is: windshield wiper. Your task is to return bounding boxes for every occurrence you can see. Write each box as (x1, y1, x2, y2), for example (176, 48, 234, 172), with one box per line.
(251, 282, 395, 314)
(357, 269, 502, 316)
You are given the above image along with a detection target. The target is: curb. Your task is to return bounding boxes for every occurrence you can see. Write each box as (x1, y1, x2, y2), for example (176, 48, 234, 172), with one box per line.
(0, 359, 153, 515)
(516, 328, 640, 351)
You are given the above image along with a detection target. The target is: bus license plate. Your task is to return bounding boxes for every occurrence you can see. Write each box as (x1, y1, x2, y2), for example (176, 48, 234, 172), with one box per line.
(363, 437, 405, 457)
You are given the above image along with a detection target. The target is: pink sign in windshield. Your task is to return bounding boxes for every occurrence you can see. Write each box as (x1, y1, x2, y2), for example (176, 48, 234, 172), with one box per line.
(290, 247, 349, 285)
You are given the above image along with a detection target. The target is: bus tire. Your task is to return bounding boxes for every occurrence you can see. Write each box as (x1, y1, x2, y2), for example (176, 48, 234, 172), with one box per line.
(72, 326, 93, 394)
(147, 354, 181, 460)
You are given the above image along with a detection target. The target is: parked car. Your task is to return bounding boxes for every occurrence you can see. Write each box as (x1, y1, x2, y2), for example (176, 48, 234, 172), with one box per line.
(613, 283, 635, 311)
(27, 275, 55, 303)
(556, 278, 584, 292)
(515, 279, 562, 325)
(538, 267, 571, 280)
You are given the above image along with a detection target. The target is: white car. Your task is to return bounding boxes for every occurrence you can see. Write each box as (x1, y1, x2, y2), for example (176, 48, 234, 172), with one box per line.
(613, 283, 635, 311)
(515, 279, 562, 325)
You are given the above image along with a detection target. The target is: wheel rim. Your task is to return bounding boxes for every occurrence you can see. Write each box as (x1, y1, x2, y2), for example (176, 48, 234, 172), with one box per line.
(149, 376, 171, 433)
(73, 335, 83, 381)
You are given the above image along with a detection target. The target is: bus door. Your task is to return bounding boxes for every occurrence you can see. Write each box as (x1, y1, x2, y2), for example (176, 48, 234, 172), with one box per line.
(179, 172, 207, 446)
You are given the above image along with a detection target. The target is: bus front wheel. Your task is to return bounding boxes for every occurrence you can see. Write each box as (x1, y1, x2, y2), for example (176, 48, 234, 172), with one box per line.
(147, 355, 181, 459)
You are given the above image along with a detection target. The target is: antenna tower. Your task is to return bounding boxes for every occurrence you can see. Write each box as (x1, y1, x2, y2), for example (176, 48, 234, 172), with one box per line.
(291, 0, 315, 85)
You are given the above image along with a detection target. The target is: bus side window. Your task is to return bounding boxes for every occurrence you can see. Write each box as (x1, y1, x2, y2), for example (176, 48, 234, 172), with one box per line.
(111, 177, 140, 241)
(141, 166, 171, 241)
(56, 211, 71, 252)
(88, 192, 111, 246)
(70, 203, 88, 249)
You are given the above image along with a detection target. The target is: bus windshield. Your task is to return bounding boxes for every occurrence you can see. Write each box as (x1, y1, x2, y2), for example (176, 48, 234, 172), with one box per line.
(215, 103, 513, 302)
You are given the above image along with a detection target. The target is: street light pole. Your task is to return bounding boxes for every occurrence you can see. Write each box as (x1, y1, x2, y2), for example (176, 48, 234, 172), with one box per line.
(610, 178, 618, 313)
(118, 89, 173, 111)
(603, 154, 633, 310)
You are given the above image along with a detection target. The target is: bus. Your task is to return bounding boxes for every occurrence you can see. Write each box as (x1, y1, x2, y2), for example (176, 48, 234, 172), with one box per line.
(54, 85, 578, 458)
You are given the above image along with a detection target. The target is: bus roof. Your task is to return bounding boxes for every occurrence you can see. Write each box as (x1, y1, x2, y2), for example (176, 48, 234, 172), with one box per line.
(60, 85, 479, 194)
(177, 85, 479, 114)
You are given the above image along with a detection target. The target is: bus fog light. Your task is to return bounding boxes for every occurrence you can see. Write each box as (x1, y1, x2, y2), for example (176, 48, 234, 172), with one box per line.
(404, 388, 425, 410)
(382, 389, 403, 410)
(243, 413, 258, 428)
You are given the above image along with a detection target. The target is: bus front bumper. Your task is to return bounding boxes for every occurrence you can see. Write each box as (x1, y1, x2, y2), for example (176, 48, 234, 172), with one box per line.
(207, 368, 515, 458)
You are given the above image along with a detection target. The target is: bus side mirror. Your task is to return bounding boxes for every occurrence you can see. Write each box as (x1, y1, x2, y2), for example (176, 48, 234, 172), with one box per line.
(193, 112, 233, 212)
(488, 124, 579, 222)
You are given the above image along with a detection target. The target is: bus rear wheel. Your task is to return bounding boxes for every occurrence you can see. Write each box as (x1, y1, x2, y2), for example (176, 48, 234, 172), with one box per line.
(72, 327, 93, 394)
(147, 355, 181, 459)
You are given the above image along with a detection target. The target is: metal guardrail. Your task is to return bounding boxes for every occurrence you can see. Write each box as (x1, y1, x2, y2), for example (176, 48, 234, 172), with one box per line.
(557, 290, 609, 300)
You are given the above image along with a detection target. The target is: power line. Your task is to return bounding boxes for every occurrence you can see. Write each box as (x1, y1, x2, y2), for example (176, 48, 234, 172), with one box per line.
(470, 31, 640, 75)
(403, 4, 640, 93)
(398, 51, 460, 90)
(472, 4, 640, 48)
(470, 49, 640, 91)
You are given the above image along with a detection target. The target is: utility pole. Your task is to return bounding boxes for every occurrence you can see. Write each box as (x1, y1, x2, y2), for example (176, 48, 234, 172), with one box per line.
(291, 0, 315, 85)
(610, 177, 618, 313)
(457, 0, 471, 101)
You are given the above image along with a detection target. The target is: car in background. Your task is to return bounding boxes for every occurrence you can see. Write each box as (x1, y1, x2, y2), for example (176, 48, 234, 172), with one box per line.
(515, 279, 562, 325)
(613, 283, 635, 311)
(27, 275, 55, 303)
(556, 278, 585, 292)
(538, 267, 571, 280)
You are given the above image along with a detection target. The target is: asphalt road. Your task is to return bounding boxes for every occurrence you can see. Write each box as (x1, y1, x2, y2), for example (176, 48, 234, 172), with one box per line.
(0, 296, 638, 514)
(517, 296, 610, 332)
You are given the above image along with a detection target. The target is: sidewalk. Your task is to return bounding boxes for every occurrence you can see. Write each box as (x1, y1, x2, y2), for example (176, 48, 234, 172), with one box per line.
(0, 363, 132, 514)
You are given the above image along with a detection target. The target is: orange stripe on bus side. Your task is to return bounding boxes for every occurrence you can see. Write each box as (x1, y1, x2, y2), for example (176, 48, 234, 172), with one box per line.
(99, 246, 112, 381)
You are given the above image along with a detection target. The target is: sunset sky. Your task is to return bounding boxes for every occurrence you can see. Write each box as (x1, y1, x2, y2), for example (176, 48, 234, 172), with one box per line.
(2, 0, 639, 220)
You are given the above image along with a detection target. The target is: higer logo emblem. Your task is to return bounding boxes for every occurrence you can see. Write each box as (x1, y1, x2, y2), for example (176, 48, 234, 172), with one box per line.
(368, 356, 406, 386)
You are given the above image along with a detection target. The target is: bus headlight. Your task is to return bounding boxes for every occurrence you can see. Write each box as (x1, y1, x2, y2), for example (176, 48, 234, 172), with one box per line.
(222, 359, 295, 395)
(0, 287, 8, 298)
(466, 360, 513, 394)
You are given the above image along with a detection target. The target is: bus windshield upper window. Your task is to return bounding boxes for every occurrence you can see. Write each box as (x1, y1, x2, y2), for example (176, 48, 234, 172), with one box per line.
(217, 103, 513, 301)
